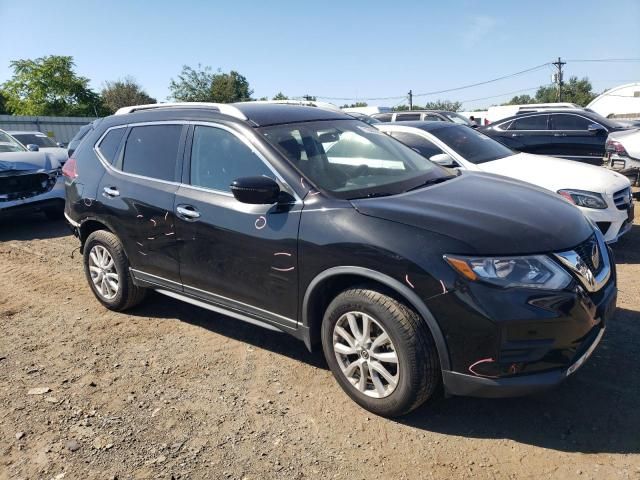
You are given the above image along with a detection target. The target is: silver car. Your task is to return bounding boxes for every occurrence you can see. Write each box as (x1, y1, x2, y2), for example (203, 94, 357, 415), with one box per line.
(6, 130, 69, 166)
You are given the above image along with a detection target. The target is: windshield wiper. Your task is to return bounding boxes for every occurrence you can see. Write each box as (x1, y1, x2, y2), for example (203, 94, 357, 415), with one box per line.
(405, 175, 455, 193)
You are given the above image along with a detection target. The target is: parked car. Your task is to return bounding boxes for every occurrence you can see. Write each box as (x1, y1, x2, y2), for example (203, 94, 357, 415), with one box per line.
(344, 111, 381, 125)
(7, 130, 69, 166)
(377, 121, 633, 243)
(486, 103, 582, 123)
(372, 110, 476, 127)
(604, 128, 640, 186)
(67, 120, 102, 158)
(0, 129, 65, 220)
(479, 109, 630, 165)
(64, 102, 615, 417)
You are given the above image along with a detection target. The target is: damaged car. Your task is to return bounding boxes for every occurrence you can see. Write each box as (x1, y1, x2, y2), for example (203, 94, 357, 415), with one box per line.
(0, 129, 65, 220)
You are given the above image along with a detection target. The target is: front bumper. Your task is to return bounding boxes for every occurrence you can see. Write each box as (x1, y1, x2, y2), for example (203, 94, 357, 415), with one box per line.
(0, 176, 65, 216)
(581, 203, 633, 243)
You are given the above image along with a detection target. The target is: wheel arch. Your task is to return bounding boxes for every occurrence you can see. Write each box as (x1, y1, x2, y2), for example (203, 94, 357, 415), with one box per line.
(301, 266, 451, 371)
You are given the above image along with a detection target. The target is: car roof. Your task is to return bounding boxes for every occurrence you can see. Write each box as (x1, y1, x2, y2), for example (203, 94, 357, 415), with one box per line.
(378, 120, 459, 132)
(110, 102, 351, 128)
(494, 109, 597, 123)
(5, 130, 44, 135)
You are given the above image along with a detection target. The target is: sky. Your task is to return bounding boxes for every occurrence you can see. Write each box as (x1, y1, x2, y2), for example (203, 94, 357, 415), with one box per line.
(1, 0, 639, 111)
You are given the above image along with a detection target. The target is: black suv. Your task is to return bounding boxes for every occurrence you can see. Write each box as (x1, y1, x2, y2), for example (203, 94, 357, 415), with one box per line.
(64, 102, 616, 417)
(479, 109, 629, 165)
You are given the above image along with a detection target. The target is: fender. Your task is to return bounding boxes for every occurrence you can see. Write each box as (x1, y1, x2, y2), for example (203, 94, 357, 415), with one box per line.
(302, 266, 451, 371)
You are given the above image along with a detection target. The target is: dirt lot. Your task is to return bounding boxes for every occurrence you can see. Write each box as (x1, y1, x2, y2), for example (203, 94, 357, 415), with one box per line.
(1, 212, 639, 480)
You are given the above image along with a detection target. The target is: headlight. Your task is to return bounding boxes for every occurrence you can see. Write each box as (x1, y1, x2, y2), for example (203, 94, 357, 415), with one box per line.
(557, 189, 607, 209)
(444, 255, 571, 290)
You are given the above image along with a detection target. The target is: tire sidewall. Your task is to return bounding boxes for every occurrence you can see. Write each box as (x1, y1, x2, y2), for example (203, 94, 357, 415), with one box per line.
(83, 233, 127, 309)
(321, 292, 418, 416)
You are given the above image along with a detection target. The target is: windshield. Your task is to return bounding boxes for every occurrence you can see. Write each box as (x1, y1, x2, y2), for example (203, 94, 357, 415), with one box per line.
(429, 125, 515, 164)
(442, 112, 472, 126)
(261, 120, 452, 199)
(12, 133, 58, 148)
(0, 131, 27, 153)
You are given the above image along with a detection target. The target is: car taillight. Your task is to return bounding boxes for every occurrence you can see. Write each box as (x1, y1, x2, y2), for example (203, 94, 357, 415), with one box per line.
(62, 157, 78, 179)
(606, 140, 627, 155)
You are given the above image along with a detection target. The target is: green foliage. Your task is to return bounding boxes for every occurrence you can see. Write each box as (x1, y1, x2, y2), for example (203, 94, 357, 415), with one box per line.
(504, 77, 596, 107)
(169, 65, 253, 103)
(0, 90, 7, 114)
(1, 55, 103, 116)
(341, 102, 368, 108)
(394, 100, 461, 112)
(101, 77, 156, 114)
(272, 92, 289, 100)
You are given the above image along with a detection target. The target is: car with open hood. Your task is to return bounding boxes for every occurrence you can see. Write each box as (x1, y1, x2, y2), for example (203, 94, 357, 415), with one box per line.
(64, 102, 616, 417)
(7, 130, 69, 166)
(0, 129, 65, 220)
(377, 121, 633, 243)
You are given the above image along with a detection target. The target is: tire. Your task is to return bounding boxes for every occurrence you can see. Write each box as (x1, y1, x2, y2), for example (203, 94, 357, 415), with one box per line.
(83, 230, 147, 311)
(43, 207, 64, 220)
(321, 287, 440, 417)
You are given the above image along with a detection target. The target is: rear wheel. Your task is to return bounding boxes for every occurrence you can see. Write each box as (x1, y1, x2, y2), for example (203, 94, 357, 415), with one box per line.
(83, 230, 147, 311)
(321, 287, 440, 417)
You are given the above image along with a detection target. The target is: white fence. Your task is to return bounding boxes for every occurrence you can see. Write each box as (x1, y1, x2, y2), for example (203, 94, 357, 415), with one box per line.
(0, 115, 97, 143)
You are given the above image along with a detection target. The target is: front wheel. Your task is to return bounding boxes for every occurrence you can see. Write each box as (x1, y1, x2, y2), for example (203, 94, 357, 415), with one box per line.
(83, 230, 147, 311)
(321, 287, 440, 417)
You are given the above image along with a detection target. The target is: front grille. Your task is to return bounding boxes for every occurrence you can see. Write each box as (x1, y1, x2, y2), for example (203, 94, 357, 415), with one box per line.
(574, 234, 604, 276)
(613, 187, 631, 210)
(0, 172, 56, 202)
(596, 222, 611, 235)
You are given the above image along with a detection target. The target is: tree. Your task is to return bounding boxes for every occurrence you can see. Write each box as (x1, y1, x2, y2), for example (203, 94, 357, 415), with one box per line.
(504, 94, 535, 105)
(169, 65, 253, 103)
(394, 100, 461, 112)
(272, 92, 289, 100)
(341, 102, 368, 108)
(1, 55, 103, 116)
(210, 70, 253, 103)
(534, 76, 596, 106)
(0, 90, 7, 114)
(101, 77, 156, 114)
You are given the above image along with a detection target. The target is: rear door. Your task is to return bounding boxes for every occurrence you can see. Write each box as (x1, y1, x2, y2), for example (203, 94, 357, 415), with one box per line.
(97, 122, 185, 285)
(550, 113, 607, 164)
(174, 123, 301, 328)
(496, 114, 554, 154)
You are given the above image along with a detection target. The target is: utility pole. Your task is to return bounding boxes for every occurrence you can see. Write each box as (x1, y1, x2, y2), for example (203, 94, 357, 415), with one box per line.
(552, 57, 566, 102)
(302, 94, 313, 101)
(408, 90, 413, 110)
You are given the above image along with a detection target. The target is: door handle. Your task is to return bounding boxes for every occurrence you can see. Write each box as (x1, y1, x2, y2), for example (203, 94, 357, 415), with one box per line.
(510, 133, 522, 137)
(176, 205, 201, 220)
(103, 186, 120, 197)
(553, 133, 567, 137)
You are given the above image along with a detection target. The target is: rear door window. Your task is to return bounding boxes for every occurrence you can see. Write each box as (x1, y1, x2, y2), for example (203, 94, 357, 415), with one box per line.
(96, 128, 126, 164)
(551, 114, 592, 131)
(121, 124, 183, 181)
(509, 115, 549, 130)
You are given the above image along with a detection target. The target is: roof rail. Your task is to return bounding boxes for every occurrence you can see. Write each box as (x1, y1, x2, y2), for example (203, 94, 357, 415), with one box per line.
(249, 100, 341, 111)
(114, 102, 248, 120)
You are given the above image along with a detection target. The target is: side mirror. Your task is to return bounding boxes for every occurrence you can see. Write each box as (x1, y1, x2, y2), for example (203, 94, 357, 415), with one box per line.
(26, 144, 39, 152)
(230, 176, 280, 204)
(56, 142, 66, 148)
(430, 153, 458, 168)
(588, 124, 606, 134)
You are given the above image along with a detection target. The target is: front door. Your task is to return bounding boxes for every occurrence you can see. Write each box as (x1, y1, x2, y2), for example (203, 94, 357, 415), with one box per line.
(174, 124, 301, 328)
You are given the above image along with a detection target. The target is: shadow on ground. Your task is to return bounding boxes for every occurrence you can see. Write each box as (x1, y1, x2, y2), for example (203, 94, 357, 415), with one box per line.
(611, 224, 640, 264)
(0, 214, 70, 241)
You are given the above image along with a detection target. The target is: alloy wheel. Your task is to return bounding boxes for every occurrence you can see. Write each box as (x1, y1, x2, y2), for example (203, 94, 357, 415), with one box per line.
(88, 245, 119, 300)
(333, 311, 399, 398)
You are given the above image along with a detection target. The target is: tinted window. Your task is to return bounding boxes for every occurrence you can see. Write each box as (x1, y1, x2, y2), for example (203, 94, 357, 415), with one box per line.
(429, 125, 514, 164)
(122, 125, 182, 181)
(97, 128, 126, 164)
(372, 113, 392, 122)
(552, 114, 592, 130)
(424, 114, 444, 121)
(396, 113, 421, 121)
(390, 132, 445, 159)
(510, 115, 549, 130)
(190, 126, 273, 192)
(13, 133, 57, 147)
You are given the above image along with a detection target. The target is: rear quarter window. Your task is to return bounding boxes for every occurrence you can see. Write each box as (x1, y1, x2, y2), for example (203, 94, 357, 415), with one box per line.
(96, 128, 126, 164)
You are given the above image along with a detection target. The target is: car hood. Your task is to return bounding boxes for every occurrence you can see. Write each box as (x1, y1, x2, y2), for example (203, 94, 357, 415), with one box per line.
(478, 152, 630, 195)
(351, 171, 593, 255)
(0, 151, 60, 174)
(40, 147, 69, 163)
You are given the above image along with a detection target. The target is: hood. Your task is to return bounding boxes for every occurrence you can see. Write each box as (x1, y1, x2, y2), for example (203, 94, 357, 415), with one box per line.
(40, 147, 69, 163)
(351, 171, 593, 255)
(0, 151, 60, 174)
(479, 152, 630, 195)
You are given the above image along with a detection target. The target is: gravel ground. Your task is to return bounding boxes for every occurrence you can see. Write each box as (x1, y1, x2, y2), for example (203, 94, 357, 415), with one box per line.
(1, 211, 639, 480)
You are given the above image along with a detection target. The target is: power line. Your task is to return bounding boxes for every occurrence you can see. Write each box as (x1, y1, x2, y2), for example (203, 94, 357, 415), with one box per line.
(566, 58, 640, 63)
(459, 85, 549, 104)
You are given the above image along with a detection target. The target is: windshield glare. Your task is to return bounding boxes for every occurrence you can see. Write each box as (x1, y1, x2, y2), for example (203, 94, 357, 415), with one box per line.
(0, 132, 27, 153)
(429, 125, 514, 164)
(261, 120, 451, 199)
(13, 133, 57, 148)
